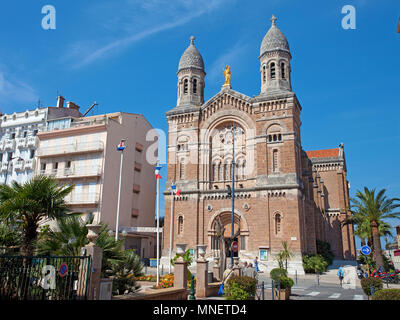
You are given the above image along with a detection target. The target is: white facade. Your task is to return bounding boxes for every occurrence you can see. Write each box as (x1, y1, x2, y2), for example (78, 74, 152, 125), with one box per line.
(0, 108, 47, 185)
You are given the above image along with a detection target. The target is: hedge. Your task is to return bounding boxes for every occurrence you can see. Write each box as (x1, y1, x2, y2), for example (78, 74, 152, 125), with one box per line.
(372, 289, 400, 300)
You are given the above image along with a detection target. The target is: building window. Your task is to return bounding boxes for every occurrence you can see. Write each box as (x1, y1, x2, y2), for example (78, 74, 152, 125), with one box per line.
(240, 236, 246, 250)
(33, 129, 38, 136)
(275, 214, 281, 234)
(29, 149, 35, 159)
(193, 78, 197, 94)
(281, 62, 285, 79)
(178, 216, 184, 235)
(41, 163, 46, 171)
(7, 152, 13, 161)
(0, 153, 3, 163)
(270, 62, 276, 79)
(179, 158, 185, 180)
(183, 79, 188, 94)
(23, 131, 27, 138)
(212, 163, 218, 181)
(11, 133, 15, 140)
(273, 149, 279, 172)
(262, 65, 266, 83)
(54, 162, 58, 170)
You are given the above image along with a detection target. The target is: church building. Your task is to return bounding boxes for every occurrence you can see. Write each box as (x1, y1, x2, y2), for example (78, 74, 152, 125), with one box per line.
(162, 16, 356, 273)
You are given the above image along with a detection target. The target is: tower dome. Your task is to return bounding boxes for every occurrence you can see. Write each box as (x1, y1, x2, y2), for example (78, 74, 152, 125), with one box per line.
(178, 36, 204, 72)
(260, 15, 290, 57)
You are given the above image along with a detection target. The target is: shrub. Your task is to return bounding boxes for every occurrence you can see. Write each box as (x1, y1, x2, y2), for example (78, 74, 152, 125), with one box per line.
(302, 254, 328, 273)
(279, 276, 294, 289)
(360, 277, 383, 296)
(316, 240, 334, 266)
(372, 289, 400, 300)
(224, 275, 257, 300)
(270, 268, 287, 282)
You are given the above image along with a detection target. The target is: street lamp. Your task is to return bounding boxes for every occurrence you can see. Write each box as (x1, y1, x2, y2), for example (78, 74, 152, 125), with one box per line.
(115, 139, 127, 241)
(4, 156, 23, 185)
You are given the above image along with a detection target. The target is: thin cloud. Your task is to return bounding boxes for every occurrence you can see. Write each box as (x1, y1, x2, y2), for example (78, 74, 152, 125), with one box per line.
(207, 40, 251, 82)
(68, 0, 230, 69)
(0, 71, 37, 108)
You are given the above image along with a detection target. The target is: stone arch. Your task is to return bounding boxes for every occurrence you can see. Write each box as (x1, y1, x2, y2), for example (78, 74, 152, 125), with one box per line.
(207, 208, 249, 235)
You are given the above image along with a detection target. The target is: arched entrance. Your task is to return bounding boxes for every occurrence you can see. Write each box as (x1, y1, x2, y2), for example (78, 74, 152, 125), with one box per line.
(207, 208, 249, 261)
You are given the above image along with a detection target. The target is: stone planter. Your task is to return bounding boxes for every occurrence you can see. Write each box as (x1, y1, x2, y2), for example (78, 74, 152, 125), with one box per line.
(197, 245, 207, 261)
(176, 244, 187, 262)
(274, 287, 291, 300)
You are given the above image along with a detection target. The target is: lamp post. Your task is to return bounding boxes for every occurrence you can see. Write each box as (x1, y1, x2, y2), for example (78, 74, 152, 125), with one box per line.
(115, 139, 126, 241)
(169, 182, 175, 274)
(4, 156, 23, 185)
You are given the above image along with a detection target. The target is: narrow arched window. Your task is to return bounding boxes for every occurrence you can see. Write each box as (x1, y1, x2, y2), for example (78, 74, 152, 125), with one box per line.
(184, 79, 188, 94)
(178, 216, 184, 235)
(275, 214, 281, 234)
(262, 65, 266, 83)
(179, 158, 185, 180)
(270, 63, 276, 79)
(242, 160, 246, 179)
(281, 63, 285, 79)
(218, 163, 223, 181)
(193, 78, 197, 94)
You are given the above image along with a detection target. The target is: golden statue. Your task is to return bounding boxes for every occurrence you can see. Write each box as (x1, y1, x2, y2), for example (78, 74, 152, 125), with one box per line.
(223, 65, 231, 87)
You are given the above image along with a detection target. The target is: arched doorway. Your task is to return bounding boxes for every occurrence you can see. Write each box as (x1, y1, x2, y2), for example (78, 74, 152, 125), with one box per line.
(208, 209, 249, 262)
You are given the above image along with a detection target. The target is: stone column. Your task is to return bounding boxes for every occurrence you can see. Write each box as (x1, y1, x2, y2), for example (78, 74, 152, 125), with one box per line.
(213, 256, 221, 282)
(233, 257, 241, 276)
(196, 245, 208, 298)
(78, 224, 103, 300)
(174, 244, 188, 289)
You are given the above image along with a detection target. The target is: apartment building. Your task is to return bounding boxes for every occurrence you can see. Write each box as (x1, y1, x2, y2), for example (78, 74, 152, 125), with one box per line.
(36, 112, 157, 259)
(0, 96, 82, 185)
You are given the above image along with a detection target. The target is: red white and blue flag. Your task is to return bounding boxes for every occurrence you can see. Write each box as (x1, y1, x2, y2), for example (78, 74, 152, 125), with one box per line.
(155, 166, 162, 180)
(117, 139, 126, 151)
(171, 184, 181, 196)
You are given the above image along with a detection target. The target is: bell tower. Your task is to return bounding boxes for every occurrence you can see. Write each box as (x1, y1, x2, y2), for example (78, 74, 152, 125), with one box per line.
(177, 36, 206, 107)
(259, 15, 292, 95)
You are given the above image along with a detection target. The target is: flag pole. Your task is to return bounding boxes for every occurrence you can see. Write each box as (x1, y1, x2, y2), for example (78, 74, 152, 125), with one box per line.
(156, 163, 161, 286)
(169, 182, 175, 274)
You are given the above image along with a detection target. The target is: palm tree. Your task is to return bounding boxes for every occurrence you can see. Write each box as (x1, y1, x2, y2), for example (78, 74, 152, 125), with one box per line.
(36, 215, 126, 274)
(0, 175, 73, 255)
(280, 241, 293, 271)
(347, 187, 400, 270)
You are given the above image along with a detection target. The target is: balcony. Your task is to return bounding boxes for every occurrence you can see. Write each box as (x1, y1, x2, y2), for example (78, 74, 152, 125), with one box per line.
(134, 162, 142, 171)
(27, 136, 38, 148)
(133, 184, 141, 193)
(14, 160, 24, 171)
(0, 141, 5, 151)
(1, 162, 9, 172)
(64, 165, 102, 178)
(4, 140, 15, 150)
(24, 159, 35, 171)
(16, 138, 27, 149)
(40, 165, 102, 179)
(37, 141, 104, 157)
(131, 208, 139, 217)
(65, 193, 100, 206)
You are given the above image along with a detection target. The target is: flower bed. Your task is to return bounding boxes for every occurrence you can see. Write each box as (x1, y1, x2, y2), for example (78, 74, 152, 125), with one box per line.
(135, 275, 157, 282)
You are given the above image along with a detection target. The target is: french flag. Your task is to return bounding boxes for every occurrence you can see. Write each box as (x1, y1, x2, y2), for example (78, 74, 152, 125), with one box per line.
(155, 166, 162, 180)
(117, 139, 126, 151)
(171, 184, 181, 196)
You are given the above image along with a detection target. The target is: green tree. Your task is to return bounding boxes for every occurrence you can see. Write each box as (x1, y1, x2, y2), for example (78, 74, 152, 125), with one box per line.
(36, 215, 125, 274)
(0, 176, 73, 256)
(346, 187, 400, 270)
(280, 241, 293, 271)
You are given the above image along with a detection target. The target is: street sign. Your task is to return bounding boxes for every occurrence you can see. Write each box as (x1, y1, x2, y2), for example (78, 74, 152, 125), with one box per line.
(58, 263, 68, 278)
(361, 245, 371, 256)
(231, 241, 238, 253)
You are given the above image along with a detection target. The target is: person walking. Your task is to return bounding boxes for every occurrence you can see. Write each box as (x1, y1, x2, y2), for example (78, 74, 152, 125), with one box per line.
(218, 264, 234, 296)
(337, 265, 345, 287)
(254, 256, 259, 273)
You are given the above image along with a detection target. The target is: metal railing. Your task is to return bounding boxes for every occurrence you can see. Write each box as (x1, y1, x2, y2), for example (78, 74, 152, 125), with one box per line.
(0, 255, 91, 300)
(40, 165, 102, 178)
(65, 193, 100, 205)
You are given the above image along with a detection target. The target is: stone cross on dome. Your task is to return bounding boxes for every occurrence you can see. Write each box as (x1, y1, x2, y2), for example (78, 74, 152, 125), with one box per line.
(270, 14, 277, 26)
(190, 35, 195, 45)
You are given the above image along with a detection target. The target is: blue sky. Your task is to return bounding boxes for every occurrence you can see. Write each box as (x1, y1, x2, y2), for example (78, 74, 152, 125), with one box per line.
(0, 0, 399, 248)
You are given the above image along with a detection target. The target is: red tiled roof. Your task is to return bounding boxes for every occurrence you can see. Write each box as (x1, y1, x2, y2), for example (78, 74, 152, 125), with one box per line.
(306, 148, 339, 159)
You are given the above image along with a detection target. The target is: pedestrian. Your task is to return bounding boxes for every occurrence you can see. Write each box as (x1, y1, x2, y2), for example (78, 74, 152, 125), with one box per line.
(337, 265, 344, 286)
(254, 256, 259, 273)
(218, 264, 234, 296)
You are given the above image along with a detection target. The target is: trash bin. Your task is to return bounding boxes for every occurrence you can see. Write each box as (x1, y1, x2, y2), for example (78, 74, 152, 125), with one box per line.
(149, 258, 157, 267)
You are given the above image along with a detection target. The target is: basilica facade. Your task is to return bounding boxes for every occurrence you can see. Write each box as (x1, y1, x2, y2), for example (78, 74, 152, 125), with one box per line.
(162, 16, 356, 273)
